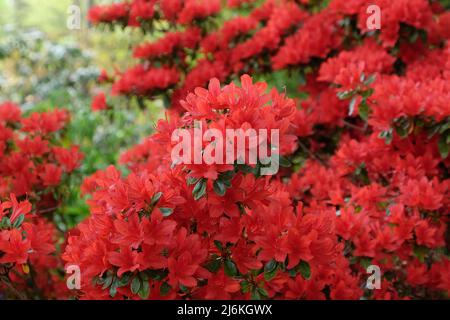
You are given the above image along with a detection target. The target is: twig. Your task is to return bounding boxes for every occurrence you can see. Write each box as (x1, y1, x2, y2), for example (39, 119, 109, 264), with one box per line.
(343, 120, 367, 132)
(0, 277, 27, 300)
(298, 141, 326, 166)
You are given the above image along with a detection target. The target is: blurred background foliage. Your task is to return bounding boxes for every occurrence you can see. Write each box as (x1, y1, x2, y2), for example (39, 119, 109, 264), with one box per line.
(0, 0, 161, 225)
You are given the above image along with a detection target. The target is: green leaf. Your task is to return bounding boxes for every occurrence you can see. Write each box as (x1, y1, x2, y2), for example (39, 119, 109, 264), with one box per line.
(360, 257, 372, 269)
(439, 134, 450, 159)
(438, 122, 450, 134)
(12, 214, 25, 229)
(237, 164, 254, 174)
(102, 275, 113, 290)
(279, 155, 291, 168)
(187, 177, 199, 185)
(240, 281, 251, 293)
(131, 277, 141, 294)
(224, 259, 238, 277)
(118, 273, 131, 287)
(361, 88, 374, 98)
(298, 261, 311, 280)
(251, 289, 261, 300)
(151, 192, 163, 206)
(264, 259, 277, 273)
(213, 180, 226, 196)
(193, 179, 207, 200)
(159, 207, 174, 217)
(179, 284, 189, 292)
(214, 240, 223, 251)
(378, 129, 393, 145)
(138, 280, 150, 299)
(206, 258, 221, 273)
(257, 287, 269, 298)
(363, 74, 376, 86)
(348, 96, 357, 116)
(1, 217, 11, 229)
(147, 269, 168, 281)
(359, 72, 366, 82)
(109, 277, 119, 298)
(337, 90, 355, 100)
(413, 245, 429, 263)
(428, 124, 441, 138)
(264, 260, 278, 281)
(160, 282, 171, 296)
(358, 102, 370, 121)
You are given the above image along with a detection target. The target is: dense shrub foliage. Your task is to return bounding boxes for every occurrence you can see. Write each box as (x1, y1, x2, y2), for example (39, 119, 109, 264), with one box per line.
(2, 0, 450, 300)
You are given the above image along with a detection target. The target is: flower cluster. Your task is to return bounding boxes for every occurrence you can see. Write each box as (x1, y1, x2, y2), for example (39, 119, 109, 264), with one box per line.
(65, 76, 363, 300)
(0, 102, 83, 299)
(74, 0, 450, 300)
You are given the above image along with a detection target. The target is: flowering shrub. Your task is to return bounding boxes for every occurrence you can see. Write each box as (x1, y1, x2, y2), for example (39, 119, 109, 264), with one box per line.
(0, 102, 83, 299)
(65, 75, 361, 300)
(1, 0, 449, 300)
(67, 0, 450, 300)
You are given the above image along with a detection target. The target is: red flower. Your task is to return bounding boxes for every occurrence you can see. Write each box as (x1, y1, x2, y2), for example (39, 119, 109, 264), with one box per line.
(202, 270, 240, 299)
(108, 246, 141, 277)
(39, 164, 63, 187)
(167, 251, 199, 288)
(0, 229, 31, 264)
(53, 146, 83, 173)
(4, 193, 32, 223)
(0, 102, 22, 123)
(91, 92, 109, 111)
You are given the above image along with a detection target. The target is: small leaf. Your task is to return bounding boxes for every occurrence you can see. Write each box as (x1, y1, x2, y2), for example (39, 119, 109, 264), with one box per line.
(240, 281, 251, 293)
(264, 259, 278, 281)
(187, 177, 199, 185)
(264, 259, 277, 273)
(118, 273, 131, 287)
(438, 134, 449, 159)
(364, 74, 376, 86)
(358, 101, 370, 121)
(213, 180, 226, 196)
(138, 280, 150, 299)
(279, 155, 291, 168)
(237, 164, 254, 174)
(288, 269, 297, 277)
(298, 261, 311, 280)
(131, 277, 141, 294)
(359, 72, 366, 82)
(1, 217, 11, 229)
(224, 259, 238, 277)
(160, 282, 171, 296)
(348, 96, 357, 116)
(360, 257, 372, 269)
(214, 240, 223, 251)
(251, 289, 261, 300)
(361, 88, 374, 98)
(257, 287, 269, 298)
(151, 192, 163, 206)
(378, 129, 393, 145)
(413, 245, 429, 263)
(109, 277, 119, 297)
(159, 207, 174, 217)
(438, 122, 450, 134)
(179, 284, 189, 292)
(206, 258, 221, 273)
(12, 214, 25, 229)
(102, 275, 113, 290)
(337, 90, 354, 100)
(193, 179, 207, 200)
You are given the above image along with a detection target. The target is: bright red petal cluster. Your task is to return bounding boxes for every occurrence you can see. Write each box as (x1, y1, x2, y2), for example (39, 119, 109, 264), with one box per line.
(0, 102, 83, 299)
